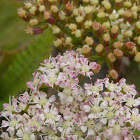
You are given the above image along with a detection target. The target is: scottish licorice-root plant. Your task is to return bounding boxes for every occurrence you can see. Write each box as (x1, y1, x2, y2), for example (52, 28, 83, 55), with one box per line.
(0, 0, 140, 140)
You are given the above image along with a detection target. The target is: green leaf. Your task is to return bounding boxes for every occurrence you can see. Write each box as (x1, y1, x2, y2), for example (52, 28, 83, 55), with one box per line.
(133, 129, 140, 136)
(0, 0, 32, 51)
(0, 28, 54, 110)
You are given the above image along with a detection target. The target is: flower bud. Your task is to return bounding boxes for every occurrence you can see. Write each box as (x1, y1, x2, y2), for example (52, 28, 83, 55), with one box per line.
(37, 0, 43, 4)
(137, 36, 140, 45)
(73, 8, 78, 16)
(44, 12, 51, 20)
(95, 44, 104, 53)
(59, 11, 66, 20)
(125, 41, 135, 50)
(97, 11, 106, 18)
(69, 23, 77, 30)
(76, 16, 84, 23)
(113, 41, 123, 49)
(102, 21, 110, 29)
(111, 25, 119, 39)
(134, 52, 140, 62)
(109, 69, 119, 79)
(39, 5, 45, 12)
(103, 1, 111, 10)
(103, 33, 110, 42)
(109, 13, 117, 20)
(132, 11, 138, 19)
(66, 2, 74, 12)
(131, 4, 138, 12)
(113, 49, 123, 58)
(84, 20, 92, 28)
(120, 23, 127, 29)
(90, 0, 99, 5)
(18, 8, 26, 18)
(75, 30, 82, 38)
(118, 9, 124, 16)
(124, 30, 133, 37)
(76, 48, 82, 54)
(85, 6, 93, 14)
(47, 15, 56, 24)
(93, 22, 102, 36)
(85, 37, 94, 45)
(117, 34, 123, 41)
(107, 53, 116, 63)
(52, 26, 60, 34)
(26, 26, 33, 35)
(124, 11, 132, 23)
(79, 6, 85, 13)
(65, 37, 72, 45)
(26, 27, 44, 35)
(24, 2, 32, 9)
(54, 38, 62, 47)
(51, 5, 58, 13)
(29, 19, 39, 26)
(124, 1, 132, 8)
(111, 25, 119, 34)
(29, 6, 36, 15)
(136, 21, 140, 30)
(82, 45, 91, 54)
(93, 22, 100, 31)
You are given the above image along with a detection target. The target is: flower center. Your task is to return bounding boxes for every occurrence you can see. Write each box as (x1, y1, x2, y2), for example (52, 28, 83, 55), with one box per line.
(46, 63, 53, 69)
(10, 120, 18, 128)
(81, 65, 90, 72)
(39, 98, 48, 106)
(31, 121, 40, 128)
(47, 130, 55, 136)
(113, 125, 121, 134)
(131, 115, 139, 123)
(33, 79, 40, 86)
(7, 106, 14, 112)
(63, 88, 72, 95)
(91, 105, 101, 113)
(91, 86, 99, 92)
(75, 130, 83, 137)
(86, 120, 95, 129)
(49, 77, 57, 84)
(63, 120, 70, 129)
(45, 113, 55, 120)
(106, 112, 114, 120)
(22, 133, 30, 140)
(127, 99, 135, 105)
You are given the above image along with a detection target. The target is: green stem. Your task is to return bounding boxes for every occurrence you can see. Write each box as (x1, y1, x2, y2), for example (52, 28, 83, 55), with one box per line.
(56, 21, 82, 47)
(56, 22, 75, 39)
(90, 56, 101, 61)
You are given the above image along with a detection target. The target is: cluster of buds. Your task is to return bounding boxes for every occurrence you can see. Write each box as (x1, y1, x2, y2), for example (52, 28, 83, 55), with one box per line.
(0, 51, 140, 140)
(17, 0, 140, 79)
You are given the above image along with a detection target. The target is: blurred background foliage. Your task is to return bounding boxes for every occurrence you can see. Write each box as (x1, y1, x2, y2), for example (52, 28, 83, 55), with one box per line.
(0, 0, 54, 110)
(0, 0, 140, 112)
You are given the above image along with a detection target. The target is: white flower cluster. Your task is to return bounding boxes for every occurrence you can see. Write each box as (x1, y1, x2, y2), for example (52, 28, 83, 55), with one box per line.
(0, 51, 140, 140)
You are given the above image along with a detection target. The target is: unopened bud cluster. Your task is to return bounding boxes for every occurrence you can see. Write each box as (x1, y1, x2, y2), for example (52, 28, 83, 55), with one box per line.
(18, 0, 140, 79)
(0, 51, 140, 140)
